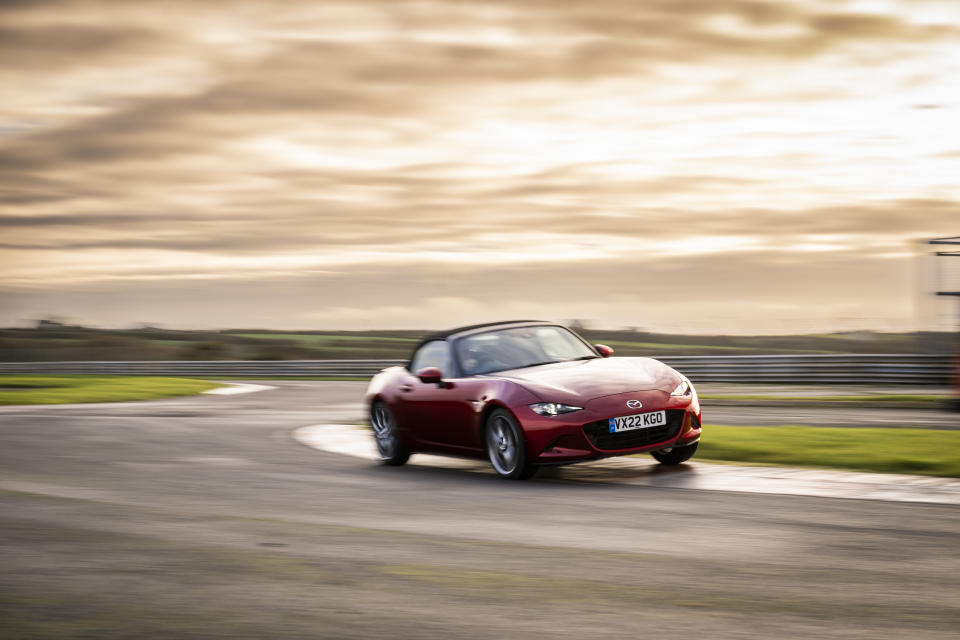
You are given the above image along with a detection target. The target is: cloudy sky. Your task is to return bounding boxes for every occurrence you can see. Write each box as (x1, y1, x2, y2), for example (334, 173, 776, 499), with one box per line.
(1, 0, 958, 333)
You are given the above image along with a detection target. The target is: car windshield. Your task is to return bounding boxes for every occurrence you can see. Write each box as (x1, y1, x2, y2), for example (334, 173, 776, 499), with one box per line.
(455, 325, 598, 376)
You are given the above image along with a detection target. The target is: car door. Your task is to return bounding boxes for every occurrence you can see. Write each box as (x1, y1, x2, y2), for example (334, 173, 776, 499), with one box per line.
(400, 340, 485, 451)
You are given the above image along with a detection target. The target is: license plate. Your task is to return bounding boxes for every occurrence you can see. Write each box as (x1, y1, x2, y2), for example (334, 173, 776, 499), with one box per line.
(609, 410, 666, 433)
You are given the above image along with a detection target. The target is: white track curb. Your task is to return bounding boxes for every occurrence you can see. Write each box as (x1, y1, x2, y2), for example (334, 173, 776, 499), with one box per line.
(204, 383, 275, 395)
(293, 423, 960, 505)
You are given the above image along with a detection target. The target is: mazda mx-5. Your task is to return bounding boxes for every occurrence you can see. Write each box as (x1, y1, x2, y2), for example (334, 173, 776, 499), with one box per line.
(365, 320, 701, 479)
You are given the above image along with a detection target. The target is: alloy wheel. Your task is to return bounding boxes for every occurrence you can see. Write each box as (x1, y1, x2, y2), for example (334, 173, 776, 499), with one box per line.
(371, 402, 399, 461)
(486, 414, 519, 475)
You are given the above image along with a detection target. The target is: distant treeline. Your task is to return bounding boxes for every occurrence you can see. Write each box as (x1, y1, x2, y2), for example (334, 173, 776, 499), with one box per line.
(0, 325, 954, 362)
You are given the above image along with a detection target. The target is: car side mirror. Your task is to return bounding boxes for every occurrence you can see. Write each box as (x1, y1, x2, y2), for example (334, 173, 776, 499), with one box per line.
(416, 366, 444, 385)
(594, 344, 614, 357)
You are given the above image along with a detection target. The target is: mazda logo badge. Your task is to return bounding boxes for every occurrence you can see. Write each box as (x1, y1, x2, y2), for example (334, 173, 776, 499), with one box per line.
(626, 399, 642, 409)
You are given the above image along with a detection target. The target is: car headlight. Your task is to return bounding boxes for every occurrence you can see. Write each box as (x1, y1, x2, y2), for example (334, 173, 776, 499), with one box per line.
(529, 402, 583, 416)
(670, 379, 692, 397)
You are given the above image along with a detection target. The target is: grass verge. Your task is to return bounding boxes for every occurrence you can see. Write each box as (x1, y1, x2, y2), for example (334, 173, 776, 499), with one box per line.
(695, 424, 960, 477)
(0, 376, 222, 405)
(701, 394, 948, 404)
(182, 376, 372, 381)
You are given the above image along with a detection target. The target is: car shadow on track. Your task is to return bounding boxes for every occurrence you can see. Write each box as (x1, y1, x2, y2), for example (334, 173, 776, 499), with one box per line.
(538, 460, 698, 485)
(365, 455, 698, 486)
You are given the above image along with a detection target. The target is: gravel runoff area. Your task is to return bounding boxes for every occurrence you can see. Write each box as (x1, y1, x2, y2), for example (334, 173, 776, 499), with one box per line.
(1, 381, 958, 640)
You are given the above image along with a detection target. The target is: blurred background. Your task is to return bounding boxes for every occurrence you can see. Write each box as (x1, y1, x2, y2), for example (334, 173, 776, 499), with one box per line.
(2, 5, 960, 639)
(1, 0, 958, 341)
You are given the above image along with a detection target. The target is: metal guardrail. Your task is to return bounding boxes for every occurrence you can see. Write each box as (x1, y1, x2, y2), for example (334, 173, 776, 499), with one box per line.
(0, 355, 953, 385)
(656, 354, 953, 385)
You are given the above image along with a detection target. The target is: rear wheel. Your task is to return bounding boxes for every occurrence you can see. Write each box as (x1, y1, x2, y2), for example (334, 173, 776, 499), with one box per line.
(651, 441, 698, 465)
(370, 400, 409, 466)
(485, 409, 537, 480)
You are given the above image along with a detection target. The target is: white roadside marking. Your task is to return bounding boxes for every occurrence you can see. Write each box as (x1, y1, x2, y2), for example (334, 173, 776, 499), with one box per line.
(294, 424, 482, 470)
(292, 423, 960, 505)
(204, 383, 275, 395)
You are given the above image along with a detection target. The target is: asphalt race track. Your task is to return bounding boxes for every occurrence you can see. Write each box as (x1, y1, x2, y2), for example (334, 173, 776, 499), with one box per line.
(1, 381, 958, 639)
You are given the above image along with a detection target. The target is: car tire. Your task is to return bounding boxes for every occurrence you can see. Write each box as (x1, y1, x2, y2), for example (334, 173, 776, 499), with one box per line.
(484, 408, 537, 480)
(651, 441, 698, 465)
(370, 400, 410, 466)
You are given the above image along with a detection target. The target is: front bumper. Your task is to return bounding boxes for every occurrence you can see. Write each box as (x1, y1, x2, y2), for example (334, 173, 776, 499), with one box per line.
(520, 389, 702, 464)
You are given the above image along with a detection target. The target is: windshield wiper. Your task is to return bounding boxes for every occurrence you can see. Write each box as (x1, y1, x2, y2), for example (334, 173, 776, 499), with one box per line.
(519, 360, 562, 369)
(518, 356, 597, 369)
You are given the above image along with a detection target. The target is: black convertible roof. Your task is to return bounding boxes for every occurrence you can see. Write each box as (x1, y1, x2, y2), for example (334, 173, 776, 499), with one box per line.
(408, 320, 556, 363)
(419, 319, 551, 343)
(407, 320, 572, 367)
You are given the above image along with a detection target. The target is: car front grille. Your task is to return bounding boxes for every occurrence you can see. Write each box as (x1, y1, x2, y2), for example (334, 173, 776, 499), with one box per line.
(582, 409, 686, 451)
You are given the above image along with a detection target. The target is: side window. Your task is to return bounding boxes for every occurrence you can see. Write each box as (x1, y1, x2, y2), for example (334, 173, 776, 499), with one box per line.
(410, 341, 452, 378)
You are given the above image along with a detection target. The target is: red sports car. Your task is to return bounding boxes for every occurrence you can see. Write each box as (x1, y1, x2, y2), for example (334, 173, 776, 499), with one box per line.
(365, 320, 701, 479)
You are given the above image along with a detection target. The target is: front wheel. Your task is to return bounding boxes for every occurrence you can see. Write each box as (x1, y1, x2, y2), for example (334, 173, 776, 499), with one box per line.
(370, 400, 410, 466)
(484, 409, 537, 480)
(651, 441, 698, 465)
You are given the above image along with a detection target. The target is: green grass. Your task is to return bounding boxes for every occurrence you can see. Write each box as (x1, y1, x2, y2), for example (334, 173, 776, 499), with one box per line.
(694, 424, 960, 477)
(181, 375, 372, 381)
(0, 376, 222, 405)
(602, 340, 834, 354)
(226, 333, 417, 345)
(700, 394, 949, 404)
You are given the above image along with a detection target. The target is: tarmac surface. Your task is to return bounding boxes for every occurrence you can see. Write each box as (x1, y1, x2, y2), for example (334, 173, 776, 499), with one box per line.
(1, 381, 958, 639)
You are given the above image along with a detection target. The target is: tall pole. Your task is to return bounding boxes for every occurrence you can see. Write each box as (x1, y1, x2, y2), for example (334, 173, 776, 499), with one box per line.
(929, 237, 960, 410)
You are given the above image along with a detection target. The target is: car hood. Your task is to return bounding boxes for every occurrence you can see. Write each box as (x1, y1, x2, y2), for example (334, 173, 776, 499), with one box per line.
(493, 357, 681, 404)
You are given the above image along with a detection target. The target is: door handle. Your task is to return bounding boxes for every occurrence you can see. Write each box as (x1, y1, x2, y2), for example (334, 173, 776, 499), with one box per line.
(398, 385, 413, 393)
